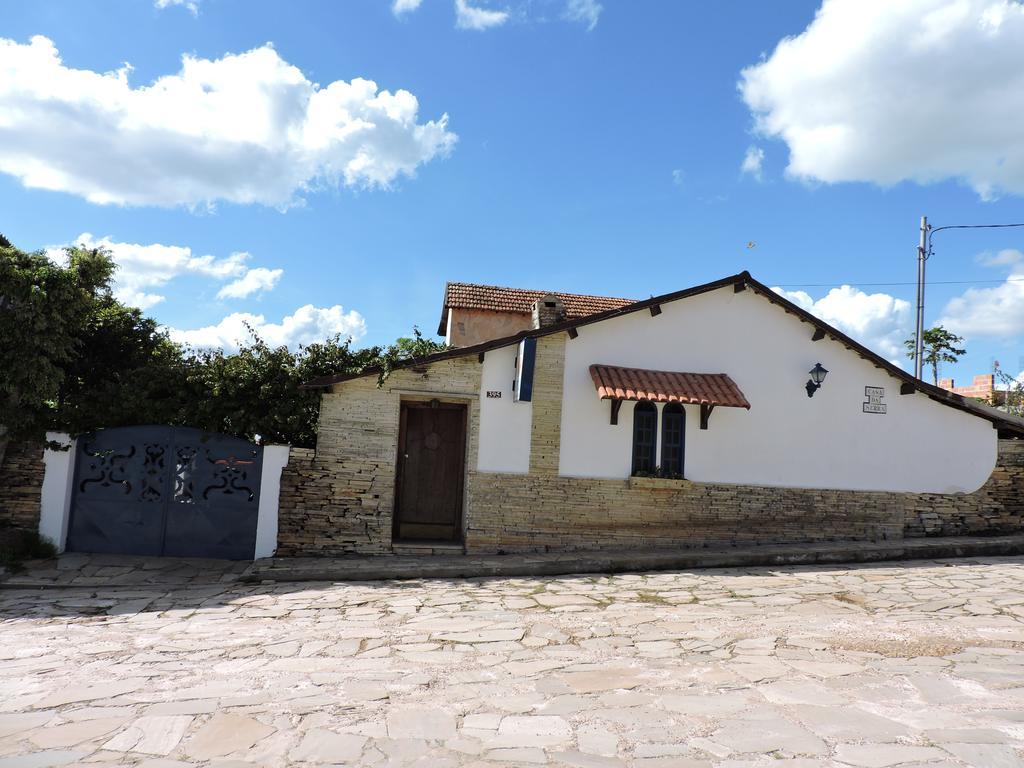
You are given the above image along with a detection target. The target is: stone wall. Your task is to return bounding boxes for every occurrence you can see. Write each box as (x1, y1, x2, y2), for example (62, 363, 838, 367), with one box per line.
(904, 439, 1024, 537)
(276, 358, 482, 556)
(0, 442, 45, 532)
(280, 346, 1024, 557)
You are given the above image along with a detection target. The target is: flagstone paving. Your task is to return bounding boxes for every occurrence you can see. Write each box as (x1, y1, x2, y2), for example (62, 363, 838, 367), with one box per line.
(2, 556, 1024, 766)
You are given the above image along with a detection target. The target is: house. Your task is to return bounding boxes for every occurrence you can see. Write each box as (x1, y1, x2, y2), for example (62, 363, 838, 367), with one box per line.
(439, 281, 635, 347)
(939, 374, 1006, 407)
(277, 271, 1024, 556)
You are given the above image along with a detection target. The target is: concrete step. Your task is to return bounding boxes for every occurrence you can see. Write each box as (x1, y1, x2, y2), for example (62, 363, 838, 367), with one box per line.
(243, 534, 1024, 584)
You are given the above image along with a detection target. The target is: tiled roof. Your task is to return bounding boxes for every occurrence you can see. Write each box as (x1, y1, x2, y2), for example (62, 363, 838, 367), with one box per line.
(589, 364, 751, 409)
(441, 282, 635, 330)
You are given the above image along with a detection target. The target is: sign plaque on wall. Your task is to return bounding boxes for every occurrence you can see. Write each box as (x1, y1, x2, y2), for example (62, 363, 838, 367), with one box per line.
(486, 391, 502, 399)
(863, 386, 886, 414)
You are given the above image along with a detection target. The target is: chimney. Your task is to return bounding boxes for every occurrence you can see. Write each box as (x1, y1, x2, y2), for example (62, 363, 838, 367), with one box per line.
(532, 294, 566, 329)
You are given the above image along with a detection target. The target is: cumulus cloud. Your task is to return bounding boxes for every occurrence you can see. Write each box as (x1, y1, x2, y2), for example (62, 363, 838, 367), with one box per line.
(564, 0, 602, 31)
(169, 305, 367, 351)
(940, 250, 1024, 338)
(392, 0, 423, 16)
(52, 233, 280, 310)
(773, 285, 912, 362)
(455, 0, 509, 30)
(155, 0, 199, 14)
(739, 0, 1024, 199)
(0, 36, 456, 208)
(741, 146, 765, 181)
(216, 267, 283, 300)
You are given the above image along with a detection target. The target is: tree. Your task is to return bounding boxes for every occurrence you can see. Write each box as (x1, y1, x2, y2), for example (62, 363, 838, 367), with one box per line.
(0, 239, 116, 466)
(180, 332, 383, 447)
(54, 296, 190, 435)
(376, 326, 449, 386)
(994, 363, 1024, 417)
(904, 326, 966, 386)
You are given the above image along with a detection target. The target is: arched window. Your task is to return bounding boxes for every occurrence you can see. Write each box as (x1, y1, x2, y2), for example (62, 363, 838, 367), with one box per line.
(661, 403, 685, 477)
(631, 401, 657, 475)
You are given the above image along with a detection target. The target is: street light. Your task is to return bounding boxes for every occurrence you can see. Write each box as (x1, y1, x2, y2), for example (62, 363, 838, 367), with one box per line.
(914, 218, 1024, 381)
(805, 363, 828, 398)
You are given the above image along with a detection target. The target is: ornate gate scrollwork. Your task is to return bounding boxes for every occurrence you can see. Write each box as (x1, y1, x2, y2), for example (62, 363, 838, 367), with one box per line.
(67, 426, 263, 560)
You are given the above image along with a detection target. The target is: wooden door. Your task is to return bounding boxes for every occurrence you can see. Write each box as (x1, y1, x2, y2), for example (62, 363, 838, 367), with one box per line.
(394, 401, 467, 541)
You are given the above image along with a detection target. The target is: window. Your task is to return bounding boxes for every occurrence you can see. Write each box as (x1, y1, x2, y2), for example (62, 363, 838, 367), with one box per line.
(631, 401, 657, 474)
(661, 403, 685, 477)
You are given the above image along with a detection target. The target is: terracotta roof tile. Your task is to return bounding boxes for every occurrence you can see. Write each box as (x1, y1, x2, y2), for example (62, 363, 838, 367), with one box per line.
(589, 364, 751, 409)
(444, 282, 635, 318)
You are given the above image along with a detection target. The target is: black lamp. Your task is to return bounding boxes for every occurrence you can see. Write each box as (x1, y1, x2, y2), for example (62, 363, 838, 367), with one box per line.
(805, 363, 828, 398)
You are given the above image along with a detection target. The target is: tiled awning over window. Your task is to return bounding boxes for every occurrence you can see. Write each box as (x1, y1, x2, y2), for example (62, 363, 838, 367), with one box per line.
(588, 364, 751, 409)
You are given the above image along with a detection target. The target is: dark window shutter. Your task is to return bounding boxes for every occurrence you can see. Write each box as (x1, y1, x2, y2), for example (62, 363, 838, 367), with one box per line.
(631, 401, 657, 474)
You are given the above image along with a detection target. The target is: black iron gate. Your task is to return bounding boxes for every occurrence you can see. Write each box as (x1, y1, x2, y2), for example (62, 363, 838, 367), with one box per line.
(67, 426, 263, 560)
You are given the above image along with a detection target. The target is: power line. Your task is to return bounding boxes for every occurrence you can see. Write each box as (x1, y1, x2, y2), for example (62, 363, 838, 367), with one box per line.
(776, 277, 1024, 288)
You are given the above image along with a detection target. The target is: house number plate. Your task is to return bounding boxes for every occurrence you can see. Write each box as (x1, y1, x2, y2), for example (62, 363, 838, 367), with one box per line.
(863, 386, 886, 414)
(486, 391, 502, 398)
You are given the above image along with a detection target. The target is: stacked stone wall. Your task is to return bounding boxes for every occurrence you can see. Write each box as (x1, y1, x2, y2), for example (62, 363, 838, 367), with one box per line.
(0, 442, 45, 532)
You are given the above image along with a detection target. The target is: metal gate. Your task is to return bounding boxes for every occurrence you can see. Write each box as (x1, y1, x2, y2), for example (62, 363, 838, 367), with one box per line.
(67, 426, 263, 560)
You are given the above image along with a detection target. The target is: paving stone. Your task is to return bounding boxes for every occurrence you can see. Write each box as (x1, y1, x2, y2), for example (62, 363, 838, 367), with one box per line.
(832, 744, 949, 767)
(28, 717, 126, 748)
(182, 714, 274, 759)
(558, 669, 646, 693)
(4, 555, 1024, 767)
(710, 717, 827, 756)
(386, 709, 458, 740)
(289, 728, 367, 762)
(940, 742, 1024, 768)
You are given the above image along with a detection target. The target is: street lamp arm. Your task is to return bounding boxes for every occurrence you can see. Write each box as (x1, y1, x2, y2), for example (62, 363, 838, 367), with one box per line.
(926, 222, 1024, 258)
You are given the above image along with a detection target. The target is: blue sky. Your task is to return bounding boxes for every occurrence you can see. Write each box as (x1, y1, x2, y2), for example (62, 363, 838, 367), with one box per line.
(2, 0, 1023, 384)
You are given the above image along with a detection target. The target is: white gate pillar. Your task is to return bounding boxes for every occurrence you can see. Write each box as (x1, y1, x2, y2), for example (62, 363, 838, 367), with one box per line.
(255, 445, 290, 559)
(38, 432, 76, 553)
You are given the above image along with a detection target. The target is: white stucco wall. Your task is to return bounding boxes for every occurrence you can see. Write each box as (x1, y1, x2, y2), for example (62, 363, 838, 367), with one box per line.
(38, 432, 76, 552)
(558, 286, 996, 493)
(255, 444, 290, 559)
(477, 344, 532, 473)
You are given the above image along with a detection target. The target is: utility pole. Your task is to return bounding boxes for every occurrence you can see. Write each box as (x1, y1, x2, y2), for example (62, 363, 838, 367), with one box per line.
(914, 215, 929, 380)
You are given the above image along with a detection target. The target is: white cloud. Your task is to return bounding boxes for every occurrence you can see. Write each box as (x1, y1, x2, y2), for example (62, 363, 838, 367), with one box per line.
(940, 253, 1024, 338)
(0, 36, 456, 208)
(216, 267, 283, 300)
(155, 0, 199, 14)
(393, 0, 424, 15)
(739, 0, 1024, 199)
(564, 0, 602, 31)
(773, 285, 912, 362)
(741, 146, 765, 181)
(54, 233, 280, 309)
(455, 0, 509, 30)
(976, 248, 1024, 267)
(671, 168, 684, 186)
(169, 304, 367, 351)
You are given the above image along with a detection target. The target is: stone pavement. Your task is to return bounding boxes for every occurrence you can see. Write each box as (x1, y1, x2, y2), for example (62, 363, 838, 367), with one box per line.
(2, 556, 1024, 767)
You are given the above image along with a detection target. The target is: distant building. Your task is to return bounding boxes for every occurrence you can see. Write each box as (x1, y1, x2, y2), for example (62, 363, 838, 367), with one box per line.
(438, 282, 635, 347)
(939, 374, 1006, 407)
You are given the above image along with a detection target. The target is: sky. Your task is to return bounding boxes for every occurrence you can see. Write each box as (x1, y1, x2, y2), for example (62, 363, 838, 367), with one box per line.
(2, 0, 1024, 385)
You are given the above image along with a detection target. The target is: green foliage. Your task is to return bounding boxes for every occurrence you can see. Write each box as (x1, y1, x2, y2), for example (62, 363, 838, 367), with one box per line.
(0, 523, 57, 572)
(1, 234, 447, 451)
(994, 364, 1024, 417)
(181, 330, 382, 447)
(0, 241, 116, 444)
(376, 326, 449, 387)
(55, 296, 189, 435)
(904, 325, 966, 385)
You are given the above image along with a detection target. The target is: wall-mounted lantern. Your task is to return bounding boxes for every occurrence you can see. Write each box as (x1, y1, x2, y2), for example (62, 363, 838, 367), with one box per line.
(805, 363, 828, 398)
